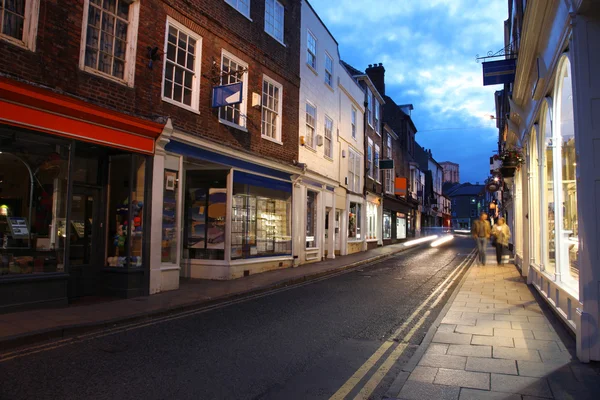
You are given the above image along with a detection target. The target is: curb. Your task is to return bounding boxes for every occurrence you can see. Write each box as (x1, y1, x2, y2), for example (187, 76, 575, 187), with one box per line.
(383, 249, 476, 399)
(1, 244, 416, 352)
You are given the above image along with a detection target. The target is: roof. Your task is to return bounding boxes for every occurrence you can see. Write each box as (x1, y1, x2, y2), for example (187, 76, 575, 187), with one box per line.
(305, 0, 339, 46)
(341, 60, 363, 76)
(446, 183, 485, 197)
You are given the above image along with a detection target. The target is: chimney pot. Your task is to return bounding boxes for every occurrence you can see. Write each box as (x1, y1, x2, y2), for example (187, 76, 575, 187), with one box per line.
(379, 63, 383, 67)
(368, 64, 372, 68)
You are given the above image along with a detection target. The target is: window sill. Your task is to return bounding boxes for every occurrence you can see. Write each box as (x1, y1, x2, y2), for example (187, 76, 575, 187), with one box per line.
(162, 97, 200, 114)
(324, 155, 334, 162)
(81, 66, 133, 87)
(219, 118, 248, 132)
(303, 145, 317, 153)
(262, 134, 283, 145)
(225, 3, 253, 21)
(324, 82, 334, 92)
(0, 34, 32, 51)
(265, 31, 286, 47)
(307, 63, 318, 76)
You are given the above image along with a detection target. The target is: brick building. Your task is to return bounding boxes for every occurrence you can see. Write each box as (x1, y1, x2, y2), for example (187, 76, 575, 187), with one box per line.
(0, 0, 301, 312)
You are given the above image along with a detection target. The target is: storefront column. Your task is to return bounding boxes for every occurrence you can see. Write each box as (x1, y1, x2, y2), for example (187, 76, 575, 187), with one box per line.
(292, 182, 304, 265)
(327, 206, 335, 259)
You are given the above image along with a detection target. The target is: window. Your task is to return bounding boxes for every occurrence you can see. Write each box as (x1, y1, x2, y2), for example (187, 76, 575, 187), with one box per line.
(219, 50, 248, 128)
(348, 148, 361, 192)
(0, 0, 39, 50)
(324, 116, 333, 158)
(161, 169, 179, 264)
(162, 18, 202, 111)
(306, 191, 317, 248)
(351, 107, 357, 139)
(80, 0, 140, 85)
(305, 102, 316, 148)
(366, 90, 372, 127)
(374, 144, 380, 182)
(348, 202, 361, 240)
(367, 138, 373, 179)
(367, 202, 378, 240)
(325, 53, 333, 87)
(261, 76, 282, 142)
(470, 209, 476, 218)
(374, 97, 380, 133)
(264, 0, 283, 43)
(542, 107, 555, 276)
(385, 134, 393, 194)
(396, 214, 406, 239)
(225, 0, 250, 18)
(383, 211, 391, 239)
(307, 30, 316, 70)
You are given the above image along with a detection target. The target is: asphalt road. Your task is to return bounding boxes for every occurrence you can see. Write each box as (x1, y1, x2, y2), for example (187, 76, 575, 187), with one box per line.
(0, 236, 475, 400)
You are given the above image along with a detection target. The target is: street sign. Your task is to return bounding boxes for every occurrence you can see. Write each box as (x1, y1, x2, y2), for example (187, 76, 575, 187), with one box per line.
(211, 82, 243, 108)
(379, 159, 394, 170)
(482, 59, 517, 86)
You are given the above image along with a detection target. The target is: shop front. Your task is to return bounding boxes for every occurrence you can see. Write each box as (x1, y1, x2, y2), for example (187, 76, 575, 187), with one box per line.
(365, 194, 382, 250)
(0, 79, 163, 312)
(153, 135, 296, 282)
(382, 196, 412, 245)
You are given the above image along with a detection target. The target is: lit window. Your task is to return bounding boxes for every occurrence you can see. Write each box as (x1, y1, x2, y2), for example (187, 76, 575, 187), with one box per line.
(374, 144, 380, 182)
(324, 116, 333, 158)
(162, 18, 202, 111)
(351, 107, 357, 139)
(305, 102, 316, 148)
(225, 0, 250, 18)
(349, 202, 361, 240)
(367, 138, 373, 179)
(264, 0, 284, 43)
(0, 0, 40, 50)
(325, 53, 333, 87)
(219, 51, 248, 128)
(306, 191, 317, 248)
(307, 30, 316, 69)
(81, 0, 140, 84)
(261, 76, 283, 142)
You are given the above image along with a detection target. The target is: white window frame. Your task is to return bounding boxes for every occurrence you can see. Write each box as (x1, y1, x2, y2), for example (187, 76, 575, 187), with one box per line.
(261, 74, 283, 143)
(306, 29, 317, 71)
(324, 115, 333, 159)
(79, 0, 140, 87)
(305, 102, 317, 149)
(367, 138, 373, 179)
(374, 97, 380, 134)
(385, 134, 393, 194)
(366, 90, 373, 127)
(225, 0, 251, 19)
(264, 0, 284, 44)
(0, 0, 39, 51)
(161, 17, 202, 113)
(219, 49, 249, 130)
(348, 148, 361, 193)
(374, 144, 380, 182)
(351, 107, 357, 139)
(324, 52, 334, 87)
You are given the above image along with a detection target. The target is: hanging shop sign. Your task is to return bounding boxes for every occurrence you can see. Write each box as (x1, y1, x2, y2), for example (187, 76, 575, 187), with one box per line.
(379, 159, 394, 170)
(482, 59, 517, 86)
(211, 82, 243, 108)
(394, 177, 407, 197)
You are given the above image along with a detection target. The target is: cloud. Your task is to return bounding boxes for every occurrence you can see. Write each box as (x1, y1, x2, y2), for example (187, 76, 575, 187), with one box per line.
(309, 0, 507, 183)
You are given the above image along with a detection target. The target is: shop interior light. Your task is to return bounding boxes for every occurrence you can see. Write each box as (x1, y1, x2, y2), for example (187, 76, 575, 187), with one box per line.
(403, 235, 438, 247)
(431, 235, 454, 247)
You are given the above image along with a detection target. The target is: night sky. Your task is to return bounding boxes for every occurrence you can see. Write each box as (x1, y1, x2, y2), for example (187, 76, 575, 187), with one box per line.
(309, 0, 507, 184)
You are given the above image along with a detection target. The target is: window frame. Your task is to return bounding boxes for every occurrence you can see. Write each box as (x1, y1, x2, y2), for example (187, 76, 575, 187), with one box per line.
(0, 0, 40, 51)
(366, 90, 373, 127)
(306, 29, 317, 71)
(324, 115, 333, 159)
(374, 144, 380, 182)
(264, 0, 284, 44)
(79, 0, 140, 87)
(225, 0, 251, 19)
(324, 52, 334, 88)
(161, 17, 202, 113)
(367, 138, 373, 179)
(219, 49, 249, 130)
(351, 107, 357, 139)
(348, 148, 361, 193)
(305, 101, 317, 149)
(374, 97, 380, 134)
(261, 74, 283, 143)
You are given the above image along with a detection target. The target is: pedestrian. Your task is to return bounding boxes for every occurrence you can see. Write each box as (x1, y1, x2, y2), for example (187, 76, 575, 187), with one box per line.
(491, 217, 511, 264)
(472, 212, 491, 265)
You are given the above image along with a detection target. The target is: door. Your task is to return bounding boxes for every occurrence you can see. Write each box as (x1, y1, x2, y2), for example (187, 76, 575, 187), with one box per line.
(68, 186, 102, 298)
(334, 210, 341, 253)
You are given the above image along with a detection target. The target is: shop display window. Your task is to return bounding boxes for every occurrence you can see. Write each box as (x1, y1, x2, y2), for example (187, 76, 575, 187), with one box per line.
(542, 110, 556, 276)
(184, 170, 228, 260)
(106, 154, 146, 268)
(396, 213, 406, 239)
(161, 170, 178, 263)
(231, 182, 291, 259)
(348, 202, 362, 240)
(383, 211, 391, 239)
(306, 191, 317, 248)
(0, 130, 69, 276)
(366, 202, 377, 240)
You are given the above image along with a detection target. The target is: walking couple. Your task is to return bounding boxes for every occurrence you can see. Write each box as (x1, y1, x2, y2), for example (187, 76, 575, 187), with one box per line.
(472, 212, 511, 266)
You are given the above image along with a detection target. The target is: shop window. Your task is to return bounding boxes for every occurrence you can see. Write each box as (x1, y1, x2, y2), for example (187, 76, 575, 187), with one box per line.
(231, 180, 291, 259)
(306, 191, 317, 248)
(529, 126, 541, 266)
(0, 131, 69, 276)
(184, 170, 228, 261)
(106, 154, 146, 268)
(161, 170, 178, 264)
(264, 0, 284, 43)
(396, 213, 406, 239)
(219, 50, 248, 129)
(366, 202, 377, 240)
(0, 0, 40, 51)
(383, 211, 391, 239)
(80, 0, 140, 85)
(542, 108, 556, 276)
(348, 202, 361, 240)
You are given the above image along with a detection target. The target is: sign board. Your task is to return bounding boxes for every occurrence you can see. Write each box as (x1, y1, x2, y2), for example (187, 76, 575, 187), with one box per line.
(482, 59, 517, 86)
(7, 217, 28, 238)
(394, 177, 407, 197)
(379, 159, 394, 170)
(211, 82, 243, 108)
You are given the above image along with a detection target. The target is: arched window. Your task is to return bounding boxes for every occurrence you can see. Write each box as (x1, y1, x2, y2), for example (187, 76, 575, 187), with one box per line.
(540, 101, 555, 276)
(528, 125, 541, 266)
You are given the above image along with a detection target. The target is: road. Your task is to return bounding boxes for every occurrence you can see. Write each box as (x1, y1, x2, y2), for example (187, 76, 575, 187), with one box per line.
(0, 236, 475, 400)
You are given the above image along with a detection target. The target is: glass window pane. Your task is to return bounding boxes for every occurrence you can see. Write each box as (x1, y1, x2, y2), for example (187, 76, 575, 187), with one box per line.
(542, 110, 555, 276)
(161, 170, 178, 263)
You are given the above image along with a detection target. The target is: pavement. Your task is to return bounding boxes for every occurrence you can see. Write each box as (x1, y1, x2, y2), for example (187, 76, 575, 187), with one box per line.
(0, 240, 415, 351)
(385, 246, 600, 400)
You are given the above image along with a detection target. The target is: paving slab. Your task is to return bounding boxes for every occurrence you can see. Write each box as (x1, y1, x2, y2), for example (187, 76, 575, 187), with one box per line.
(492, 347, 541, 362)
(407, 366, 439, 383)
(493, 328, 534, 339)
(438, 324, 458, 333)
(454, 325, 494, 336)
(433, 332, 474, 345)
(425, 343, 450, 355)
(490, 373, 553, 398)
(459, 388, 521, 400)
(466, 356, 518, 375)
(513, 338, 561, 351)
(447, 344, 492, 358)
(471, 335, 514, 348)
(494, 314, 530, 322)
(474, 320, 512, 329)
(517, 360, 573, 378)
(397, 380, 460, 400)
(419, 353, 467, 369)
(434, 368, 490, 390)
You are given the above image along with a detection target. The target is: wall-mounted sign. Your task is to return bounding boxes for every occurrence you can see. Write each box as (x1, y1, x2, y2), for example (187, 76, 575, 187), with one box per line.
(211, 82, 243, 108)
(379, 159, 394, 170)
(395, 177, 407, 197)
(482, 58, 517, 86)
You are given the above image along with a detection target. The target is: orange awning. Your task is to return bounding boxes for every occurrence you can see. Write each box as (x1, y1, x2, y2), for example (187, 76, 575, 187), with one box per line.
(0, 78, 164, 154)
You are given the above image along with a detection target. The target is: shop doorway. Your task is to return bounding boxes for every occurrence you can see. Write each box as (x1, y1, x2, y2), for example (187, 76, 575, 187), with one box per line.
(68, 186, 103, 299)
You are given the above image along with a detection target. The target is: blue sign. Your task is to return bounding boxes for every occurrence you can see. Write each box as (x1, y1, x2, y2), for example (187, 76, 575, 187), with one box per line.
(211, 82, 243, 107)
(482, 59, 517, 86)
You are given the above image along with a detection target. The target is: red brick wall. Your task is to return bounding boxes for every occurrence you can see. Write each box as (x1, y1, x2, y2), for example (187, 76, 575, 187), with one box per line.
(0, 0, 301, 164)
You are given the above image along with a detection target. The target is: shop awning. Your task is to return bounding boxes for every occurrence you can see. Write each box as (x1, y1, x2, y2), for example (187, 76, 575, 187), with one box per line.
(0, 78, 164, 154)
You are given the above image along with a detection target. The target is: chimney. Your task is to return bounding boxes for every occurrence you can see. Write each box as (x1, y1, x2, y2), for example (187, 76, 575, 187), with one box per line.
(365, 63, 385, 96)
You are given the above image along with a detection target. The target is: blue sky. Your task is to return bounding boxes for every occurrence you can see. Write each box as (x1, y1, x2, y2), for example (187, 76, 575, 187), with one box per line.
(309, 0, 507, 184)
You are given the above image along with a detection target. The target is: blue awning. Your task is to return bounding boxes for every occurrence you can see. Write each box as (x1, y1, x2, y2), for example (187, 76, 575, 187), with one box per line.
(234, 170, 292, 193)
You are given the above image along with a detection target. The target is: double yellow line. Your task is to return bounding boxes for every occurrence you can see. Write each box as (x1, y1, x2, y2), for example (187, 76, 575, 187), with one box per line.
(330, 248, 477, 400)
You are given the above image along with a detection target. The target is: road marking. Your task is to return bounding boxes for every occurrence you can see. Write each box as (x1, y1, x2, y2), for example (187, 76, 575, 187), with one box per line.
(329, 248, 476, 400)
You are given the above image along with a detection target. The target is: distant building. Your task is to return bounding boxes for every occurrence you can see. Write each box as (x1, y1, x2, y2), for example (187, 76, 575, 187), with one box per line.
(440, 162, 460, 184)
(445, 183, 486, 230)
